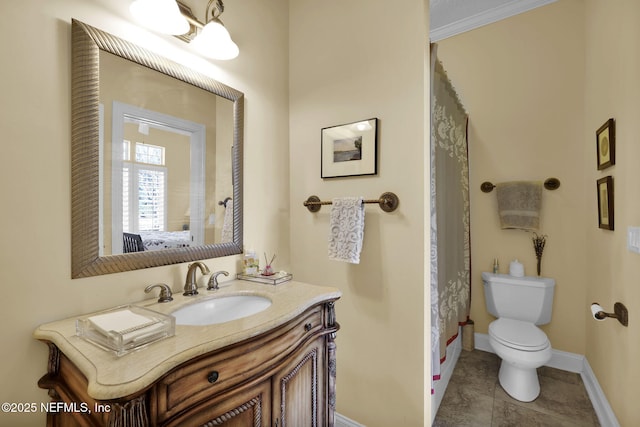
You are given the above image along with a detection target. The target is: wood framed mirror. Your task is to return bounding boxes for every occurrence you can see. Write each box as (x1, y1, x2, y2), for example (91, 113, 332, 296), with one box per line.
(71, 19, 243, 278)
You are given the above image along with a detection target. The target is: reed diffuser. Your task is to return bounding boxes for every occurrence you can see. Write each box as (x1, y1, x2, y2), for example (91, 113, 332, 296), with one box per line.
(262, 253, 276, 276)
(532, 233, 547, 276)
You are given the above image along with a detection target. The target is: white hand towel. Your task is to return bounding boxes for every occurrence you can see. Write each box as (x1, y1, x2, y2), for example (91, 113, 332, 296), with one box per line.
(88, 309, 155, 335)
(328, 197, 365, 264)
(221, 201, 234, 243)
(87, 309, 163, 343)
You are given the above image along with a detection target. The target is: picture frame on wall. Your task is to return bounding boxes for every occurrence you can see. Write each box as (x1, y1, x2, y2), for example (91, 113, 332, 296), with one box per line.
(596, 118, 615, 170)
(321, 118, 378, 178)
(597, 176, 614, 230)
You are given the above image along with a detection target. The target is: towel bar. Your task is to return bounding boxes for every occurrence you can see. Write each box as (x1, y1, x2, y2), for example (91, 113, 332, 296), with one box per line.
(480, 178, 560, 193)
(303, 192, 399, 213)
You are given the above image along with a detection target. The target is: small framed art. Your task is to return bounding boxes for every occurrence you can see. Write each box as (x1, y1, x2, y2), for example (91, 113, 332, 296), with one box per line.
(321, 118, 378, 178)
(597, 176, 614, 230)
(596, 118, 615, 170)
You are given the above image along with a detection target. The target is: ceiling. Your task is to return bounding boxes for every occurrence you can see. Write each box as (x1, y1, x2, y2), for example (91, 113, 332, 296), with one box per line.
(430, 0, 557, 42)
(111, 1, 557, 46)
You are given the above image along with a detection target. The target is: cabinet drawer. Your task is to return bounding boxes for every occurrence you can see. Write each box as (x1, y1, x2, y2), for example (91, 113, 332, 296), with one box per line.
(153, 305, 323, 420)
(163, 379, 272, 427)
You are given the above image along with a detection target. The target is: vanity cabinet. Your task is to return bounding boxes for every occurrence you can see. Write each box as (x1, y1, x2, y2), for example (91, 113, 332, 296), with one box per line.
(38, 301, 338, 427)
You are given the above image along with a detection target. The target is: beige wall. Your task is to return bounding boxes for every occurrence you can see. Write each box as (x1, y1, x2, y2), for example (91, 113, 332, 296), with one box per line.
(585, 1, 640, 425)
(289, 1, 430, 425)
(212, 97, 234, 243)
(16, 0, 640, 426)
(437, 0, 588, 354)
(0, 0, 289, 425)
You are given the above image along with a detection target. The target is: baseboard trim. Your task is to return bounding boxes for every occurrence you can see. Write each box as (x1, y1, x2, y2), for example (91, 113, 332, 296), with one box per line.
(335, 412, 366, 427)
(474, 332, 492, 353)
(473, 332, 620, 427)
(581, 358, 621, 427)
(546, 347, 585, 373)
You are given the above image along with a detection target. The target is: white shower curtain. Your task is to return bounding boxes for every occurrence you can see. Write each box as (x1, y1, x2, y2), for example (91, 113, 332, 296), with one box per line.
(430, 45, 471, 390)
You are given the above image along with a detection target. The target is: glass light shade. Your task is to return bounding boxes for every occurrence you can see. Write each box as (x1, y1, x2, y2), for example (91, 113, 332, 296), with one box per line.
(191, 19, 239, 60)
(130, 0, 190, 35)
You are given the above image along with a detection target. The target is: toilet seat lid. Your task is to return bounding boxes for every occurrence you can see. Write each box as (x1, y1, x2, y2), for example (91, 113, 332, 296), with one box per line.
(489, 318, 549, 351)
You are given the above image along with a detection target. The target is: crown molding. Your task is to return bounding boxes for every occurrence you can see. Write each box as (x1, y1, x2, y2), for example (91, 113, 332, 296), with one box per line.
(430, 0, 557, 42)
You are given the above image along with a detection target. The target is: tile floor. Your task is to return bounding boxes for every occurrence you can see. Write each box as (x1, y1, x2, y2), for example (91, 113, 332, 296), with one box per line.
(433, 349, 600, 427)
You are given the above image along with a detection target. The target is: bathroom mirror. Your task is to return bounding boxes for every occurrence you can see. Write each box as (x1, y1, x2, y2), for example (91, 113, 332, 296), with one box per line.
(71, 19, 243, 278)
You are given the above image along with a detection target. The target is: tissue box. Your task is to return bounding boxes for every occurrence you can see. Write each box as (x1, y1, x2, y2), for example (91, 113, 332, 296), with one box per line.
(76, 305, 175, 356)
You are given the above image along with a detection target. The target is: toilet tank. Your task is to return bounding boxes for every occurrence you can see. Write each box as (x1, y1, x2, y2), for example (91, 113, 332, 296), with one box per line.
(482, 272, 555, 325)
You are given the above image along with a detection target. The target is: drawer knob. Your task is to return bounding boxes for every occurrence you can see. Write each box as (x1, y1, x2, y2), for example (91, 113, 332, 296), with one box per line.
(304, 323, 313, 332)
(207, 371, 219, 384)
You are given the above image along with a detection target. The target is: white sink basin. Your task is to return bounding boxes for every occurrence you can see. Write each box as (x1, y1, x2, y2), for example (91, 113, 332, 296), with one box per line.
(172, 295, 272, 326)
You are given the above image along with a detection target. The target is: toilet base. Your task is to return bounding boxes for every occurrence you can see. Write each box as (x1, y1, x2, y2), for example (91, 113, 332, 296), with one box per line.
(498, 361, 540, 402)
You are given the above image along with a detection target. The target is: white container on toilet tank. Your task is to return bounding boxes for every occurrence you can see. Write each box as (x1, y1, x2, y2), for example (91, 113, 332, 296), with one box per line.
(508, 259, 524, 277)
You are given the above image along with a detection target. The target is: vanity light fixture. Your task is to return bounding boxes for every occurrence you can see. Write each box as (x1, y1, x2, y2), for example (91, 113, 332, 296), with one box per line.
(129, 0, 190, 35)
(130, 0, 239, 60)
(188, 0, 239, 60)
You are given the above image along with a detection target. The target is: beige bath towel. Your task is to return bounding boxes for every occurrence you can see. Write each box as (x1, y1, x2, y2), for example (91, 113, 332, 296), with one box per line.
(496, 181, 542, 231)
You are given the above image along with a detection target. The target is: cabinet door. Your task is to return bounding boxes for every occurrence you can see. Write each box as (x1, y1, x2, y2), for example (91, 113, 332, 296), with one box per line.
(163, 379, 271, 427)
(272, 337, 327, 427)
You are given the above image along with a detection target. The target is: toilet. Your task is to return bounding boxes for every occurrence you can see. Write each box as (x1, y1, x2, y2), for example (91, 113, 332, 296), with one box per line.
(482, 272, 555, 402)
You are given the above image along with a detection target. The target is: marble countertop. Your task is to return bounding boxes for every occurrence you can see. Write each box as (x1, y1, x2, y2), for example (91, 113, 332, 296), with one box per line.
(34, 280, 341, 400)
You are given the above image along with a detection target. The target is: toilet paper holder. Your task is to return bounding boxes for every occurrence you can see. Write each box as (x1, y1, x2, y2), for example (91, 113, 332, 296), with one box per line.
(592, 302, 629, 327)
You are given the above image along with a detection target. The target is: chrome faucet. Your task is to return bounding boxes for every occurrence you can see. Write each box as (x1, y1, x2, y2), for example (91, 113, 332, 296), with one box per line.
(183, 262, 210, 296)
(207, 271, 229, 290)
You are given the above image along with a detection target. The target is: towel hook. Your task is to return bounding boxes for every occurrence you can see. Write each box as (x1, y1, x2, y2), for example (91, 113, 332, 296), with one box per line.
(218, 197, 232, 207)
(481, 178, 560, 193)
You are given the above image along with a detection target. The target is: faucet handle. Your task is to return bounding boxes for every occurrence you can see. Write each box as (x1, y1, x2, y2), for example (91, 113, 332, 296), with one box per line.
(145, 283, 174, 303)
(207, 271, 230, 290)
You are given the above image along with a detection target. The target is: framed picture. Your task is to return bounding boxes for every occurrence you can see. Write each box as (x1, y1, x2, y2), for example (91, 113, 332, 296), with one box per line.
(321, 118, 378, 178)
(597, 176, 614, 230)
(596, 118, 615, 170)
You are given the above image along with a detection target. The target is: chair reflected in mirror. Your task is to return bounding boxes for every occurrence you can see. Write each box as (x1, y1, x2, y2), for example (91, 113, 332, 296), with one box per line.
(123, 232, 145, 253)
